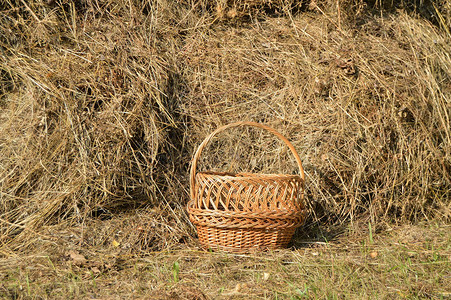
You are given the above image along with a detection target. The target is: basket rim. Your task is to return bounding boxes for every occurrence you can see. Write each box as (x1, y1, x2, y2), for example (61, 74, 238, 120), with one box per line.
(187, 200, 305, 219)
(196, 171, 302, 181)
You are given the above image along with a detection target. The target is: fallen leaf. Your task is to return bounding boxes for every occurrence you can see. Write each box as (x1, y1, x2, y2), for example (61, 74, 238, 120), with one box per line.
(112, 240, 120, 248)
(67, 250, 87, 266)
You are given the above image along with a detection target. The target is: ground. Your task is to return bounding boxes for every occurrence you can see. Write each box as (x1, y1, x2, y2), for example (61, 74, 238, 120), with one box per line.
(1, 223, 449, 299)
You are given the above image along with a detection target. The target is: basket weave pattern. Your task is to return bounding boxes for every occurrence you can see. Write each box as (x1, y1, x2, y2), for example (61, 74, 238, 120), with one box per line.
(187, 122, 305, 253)
(196, 227, 297, 253)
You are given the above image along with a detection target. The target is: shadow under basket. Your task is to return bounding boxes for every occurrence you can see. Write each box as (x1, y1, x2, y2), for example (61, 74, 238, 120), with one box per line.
(187, 122, 306, 253)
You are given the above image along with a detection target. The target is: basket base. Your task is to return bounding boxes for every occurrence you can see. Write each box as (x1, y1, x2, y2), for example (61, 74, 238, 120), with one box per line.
(196, 226, 296, 253)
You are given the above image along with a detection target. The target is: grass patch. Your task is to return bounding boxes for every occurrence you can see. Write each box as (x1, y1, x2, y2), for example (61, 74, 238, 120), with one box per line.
(0, 224, 449, 299)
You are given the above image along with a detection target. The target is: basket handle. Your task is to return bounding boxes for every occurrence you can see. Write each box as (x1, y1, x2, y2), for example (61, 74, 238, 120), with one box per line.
(190, 121, 305, 200)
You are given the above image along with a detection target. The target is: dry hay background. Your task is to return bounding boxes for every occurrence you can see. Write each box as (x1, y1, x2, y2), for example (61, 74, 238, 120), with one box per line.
(0, 0, 450, 254)
(0, 0, 197, 252)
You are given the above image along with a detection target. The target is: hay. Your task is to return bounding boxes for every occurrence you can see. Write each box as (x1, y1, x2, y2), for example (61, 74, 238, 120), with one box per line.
(0, 0, 193, 250)
(178, 11, 451, 223)
(179, 0, 295, 19)
(0, 0, 450, 254)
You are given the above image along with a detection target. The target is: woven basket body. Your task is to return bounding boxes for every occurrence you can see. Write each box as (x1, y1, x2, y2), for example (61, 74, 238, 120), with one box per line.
(187, 122, 305, 253)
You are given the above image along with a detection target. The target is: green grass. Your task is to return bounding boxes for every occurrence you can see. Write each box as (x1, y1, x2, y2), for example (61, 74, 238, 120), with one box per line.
(0, 224, 449, 299)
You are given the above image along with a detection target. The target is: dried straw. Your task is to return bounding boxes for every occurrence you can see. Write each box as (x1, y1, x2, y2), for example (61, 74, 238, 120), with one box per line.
(178, 10, 451, 224)
(0, 0, 450, 254)
(0, 0, 192, 251)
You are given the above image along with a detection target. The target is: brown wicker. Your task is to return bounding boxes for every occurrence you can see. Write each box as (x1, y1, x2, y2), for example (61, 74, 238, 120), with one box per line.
(187, 121, 306, 253)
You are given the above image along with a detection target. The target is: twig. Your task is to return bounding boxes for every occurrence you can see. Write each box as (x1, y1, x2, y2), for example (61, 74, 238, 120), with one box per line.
(20, 0, 41, 23)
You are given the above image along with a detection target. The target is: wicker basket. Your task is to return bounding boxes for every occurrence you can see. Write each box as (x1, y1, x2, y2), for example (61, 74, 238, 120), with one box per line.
(187, 121, 306, 253)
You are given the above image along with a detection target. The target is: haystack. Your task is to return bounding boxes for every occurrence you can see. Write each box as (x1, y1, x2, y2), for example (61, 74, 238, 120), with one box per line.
(178, 10, 451, 223)
(1, 0, 450, 254)
(0, 0, 192, 252)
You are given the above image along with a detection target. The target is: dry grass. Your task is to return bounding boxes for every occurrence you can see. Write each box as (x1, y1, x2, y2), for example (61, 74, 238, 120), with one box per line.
(178, 9, 451, 224)
(0, 0, 450, 261)
(0, 0, 193, 250)
(0, 223, 449, 299)
(0, 1, 450, 298)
